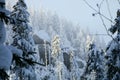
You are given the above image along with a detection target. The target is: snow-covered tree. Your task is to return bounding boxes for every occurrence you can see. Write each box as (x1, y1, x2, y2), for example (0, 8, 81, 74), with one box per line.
(51, 35, 65, 80)
(10, 0, 36, 80)
(81, 43, 104, 80)
(51, 35, 61, 60)
(0, 0, 13, 80)
(104, 9, 120, 80)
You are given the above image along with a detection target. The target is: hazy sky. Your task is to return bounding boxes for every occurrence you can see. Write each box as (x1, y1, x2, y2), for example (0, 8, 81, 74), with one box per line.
(26, 0, 119, 42)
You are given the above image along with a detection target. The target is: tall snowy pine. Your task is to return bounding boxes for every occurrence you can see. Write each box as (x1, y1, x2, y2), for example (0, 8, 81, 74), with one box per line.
(10, 0, 36, 80)
(81, 43, 104, 80)
(104, 9, 120, 80)
(51, 35, 64, 80)
(0, 0, 13, 80)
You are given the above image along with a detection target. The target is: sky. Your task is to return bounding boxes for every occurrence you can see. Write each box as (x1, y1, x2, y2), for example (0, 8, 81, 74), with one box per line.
(15, 0, 120, 43)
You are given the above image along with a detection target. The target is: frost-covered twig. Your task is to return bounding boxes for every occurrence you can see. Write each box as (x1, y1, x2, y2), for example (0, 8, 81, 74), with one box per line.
(106, 0, 113, 20)
(83, 0, 119, 44)
(83, 0, 114, 23)
(97, 4, 119, 45)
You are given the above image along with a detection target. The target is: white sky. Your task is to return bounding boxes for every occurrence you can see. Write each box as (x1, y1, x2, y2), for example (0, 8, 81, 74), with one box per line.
(26, 0, 120, 42)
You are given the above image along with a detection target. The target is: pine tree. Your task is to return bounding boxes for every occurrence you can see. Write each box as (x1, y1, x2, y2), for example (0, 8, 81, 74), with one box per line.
(0, 0, 13, 80)
(51, 35, 61, 61)
(51, 35, 64, 80)
(81, 43, 104, 80)
(10, 0, 36, 80)
(104, 9, 120, 80)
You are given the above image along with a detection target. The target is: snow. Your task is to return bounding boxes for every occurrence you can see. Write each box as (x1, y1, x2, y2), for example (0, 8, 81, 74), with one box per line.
(106, 40, 117, 56)
(34, 30, 50, 42)
(0, 21, 6, 44)
(22, 68, 32, 77)
(7, 45, 23, 57)
(9, 0, 37, 79)
(0, 44, 12, 70)
(0, 9, 10, 15)
(2, 0, 110, 79)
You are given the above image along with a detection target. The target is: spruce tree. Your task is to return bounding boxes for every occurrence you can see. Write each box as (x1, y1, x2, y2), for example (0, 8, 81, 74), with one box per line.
(81, 43, 104, 80)
(10, 0, 36, 80)
(104, 9, 120, 80)
(51, 35, 66, 80)
(0, 0, 13, 80)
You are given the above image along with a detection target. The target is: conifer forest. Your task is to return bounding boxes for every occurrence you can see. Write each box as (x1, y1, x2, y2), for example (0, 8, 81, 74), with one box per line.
(0, 0, 120, 80)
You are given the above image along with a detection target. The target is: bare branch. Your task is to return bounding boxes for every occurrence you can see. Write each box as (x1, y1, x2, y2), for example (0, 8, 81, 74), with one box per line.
(98, 3, 119, 44)
(106, 0, 113, 20)
(83, 0, 119, 44)
(83, 0, 114, 23)
(99, 0, 105, 8)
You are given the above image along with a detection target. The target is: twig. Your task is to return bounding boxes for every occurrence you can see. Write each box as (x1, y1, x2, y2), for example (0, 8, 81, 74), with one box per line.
(83, 0, 119, 44)
(99, 13, 114, 40)
(83, 0, 114, 23)
(98, 4, 119, 44)
(99, 0, 105, 8)
(106, 0, 113, 20)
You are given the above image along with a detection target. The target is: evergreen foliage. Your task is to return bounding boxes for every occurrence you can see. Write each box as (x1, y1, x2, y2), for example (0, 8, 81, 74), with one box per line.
(81, 43, 104, 80)
(104, 9, 120, 80)
(10, 0, 36, 79)
(0, 0, 108, 80)
(0, 0, 12, 80)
